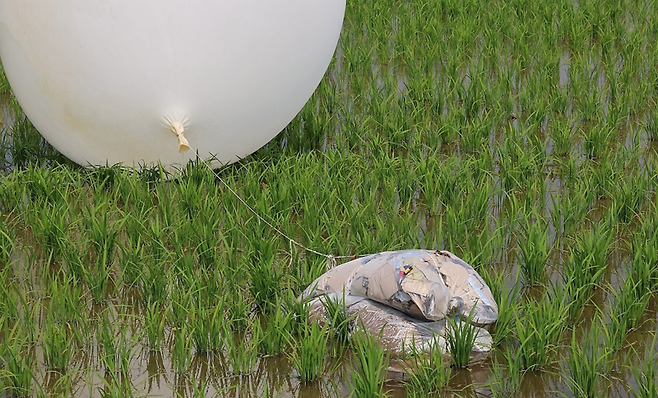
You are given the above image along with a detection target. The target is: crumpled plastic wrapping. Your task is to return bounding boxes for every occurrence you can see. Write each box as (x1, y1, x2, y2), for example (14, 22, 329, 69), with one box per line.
(301, 249, 498, 356)
(302, 249, 498, 325)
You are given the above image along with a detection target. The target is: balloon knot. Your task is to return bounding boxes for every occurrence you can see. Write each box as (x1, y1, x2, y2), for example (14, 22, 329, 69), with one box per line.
(170, 121, 190, 153)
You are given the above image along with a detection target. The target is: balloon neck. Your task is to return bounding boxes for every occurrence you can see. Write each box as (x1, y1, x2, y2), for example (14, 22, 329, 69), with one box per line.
(171, 121, 190, 153)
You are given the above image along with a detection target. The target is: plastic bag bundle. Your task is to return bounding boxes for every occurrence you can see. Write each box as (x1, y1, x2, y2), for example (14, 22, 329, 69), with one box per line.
(302, 249, 498, 325)
(302, 250, 498, 357)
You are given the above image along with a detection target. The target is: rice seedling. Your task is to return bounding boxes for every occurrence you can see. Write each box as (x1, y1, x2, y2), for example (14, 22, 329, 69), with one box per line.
(610, 174, 648, 224)
(173, 376, 211, 398)
(0, 270, 16, 326)
(6, 114, 66, 168)
(84, 201, 123, 265)
(256, 302, 293, 356)
(247, 237, 284, 312)
(99, 314, 119, 373)
(444, 306, 481, 369)
(349, 326, 389, 398)
(283, 289, 311, 336)
(118, 235, 144, 288)
(194, 218, 221, 271)
(605, 274, 651, 352)
(550, 117, 575, 157)
(46, 273, 86, 326)
(402, 335, 451, 398)
(41, 311, 74, 372)
(143, 298, 166, 351)
(583, 122, 615, 159)
(459, 116, 490, 154)
(0, 218, 13, 266)
(549, 187, 589, 237)
(488, 349, 523, 398)
(644, 106, 658, 142)
(1, 323, 36, 397)
(12, 287, 40, 344)
(630, 230, 658, 296)
(497, 129, 541, 193)
(169, 284, 193, 329)
(41, 371, 80, 398)
(116, 326, 139, 378)
(28, 201, 69, 260)
(223, 321, 259, 376)
(85, 252, 114, 304)
(86, 163, 125, 193)
(225, 287, 252, 332)
(189, 301, 224, 353)
(320, 291, 354, 347)
(21, 163, 67, 206)
(630, 334, 658, 398)
(562, 220, 614, 305)
(514, 288, 569, 371)
(486, 271, 520, 346)
(516, 212, 550, 286)
(589, 157, 617, 200)
(172, 325, 194, 375)
(290, 321, 329, 383)
(564, 318, 611, 398)
(139, 251, 170, 306)
(97, 371, 140, 398)
(60, 235, 87, 284)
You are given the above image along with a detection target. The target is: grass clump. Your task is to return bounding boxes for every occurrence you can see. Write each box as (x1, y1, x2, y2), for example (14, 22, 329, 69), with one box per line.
(444, 307, 482, 369)
(487, 272, 520, 346)
(514, 289, 569, 371)
(144, 299, 166, 351)
(0, 217, 14, 266)
(517, 212, 550, 286)
(41, 313, 73, 372)
(349, 326, 389, 398)
(172, 325, 194, 375)
(223, 320, 259, 376)
(0, 325, 36, 397)
(402, 336, 451, 398)
(630, 334, 658, 398)
(291, 322, 329, 383)
(256, 302, 293, 356)
(488, 350, 523, 398)
(564, 319, 611, 398)
(320, 291, 354, 347)
(605, 273, 651, 352)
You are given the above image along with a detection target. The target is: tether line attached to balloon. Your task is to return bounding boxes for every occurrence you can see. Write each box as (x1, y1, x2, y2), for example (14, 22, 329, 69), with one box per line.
(193, 152, 360, 269)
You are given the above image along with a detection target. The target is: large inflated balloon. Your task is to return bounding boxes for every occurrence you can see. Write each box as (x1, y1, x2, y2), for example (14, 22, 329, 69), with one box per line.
(0, 1, 345, 168)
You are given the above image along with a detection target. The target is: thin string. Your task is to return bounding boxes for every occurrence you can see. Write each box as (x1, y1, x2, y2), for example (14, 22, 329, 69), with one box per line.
(193, 153, 360, 268)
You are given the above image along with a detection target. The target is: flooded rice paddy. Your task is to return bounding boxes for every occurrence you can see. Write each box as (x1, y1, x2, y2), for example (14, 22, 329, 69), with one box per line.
(2, 0, 658, 397)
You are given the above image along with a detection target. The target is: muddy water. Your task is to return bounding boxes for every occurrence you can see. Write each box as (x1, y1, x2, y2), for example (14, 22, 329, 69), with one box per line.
(3, 212, 655, 398)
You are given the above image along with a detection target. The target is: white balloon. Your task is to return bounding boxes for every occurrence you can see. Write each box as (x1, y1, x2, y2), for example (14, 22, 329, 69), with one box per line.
(0, 0, 345, 168)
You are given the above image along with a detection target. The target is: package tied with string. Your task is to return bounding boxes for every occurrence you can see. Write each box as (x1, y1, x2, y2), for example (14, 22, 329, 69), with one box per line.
(300, 249, 498, 356)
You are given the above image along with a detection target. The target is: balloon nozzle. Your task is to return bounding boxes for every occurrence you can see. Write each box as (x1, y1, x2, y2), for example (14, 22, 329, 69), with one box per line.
(171, 121, 190, 153)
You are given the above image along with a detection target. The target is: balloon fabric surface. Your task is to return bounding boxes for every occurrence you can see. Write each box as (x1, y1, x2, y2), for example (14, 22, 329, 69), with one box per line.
(0, 0, 345, 168)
